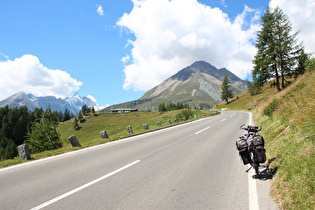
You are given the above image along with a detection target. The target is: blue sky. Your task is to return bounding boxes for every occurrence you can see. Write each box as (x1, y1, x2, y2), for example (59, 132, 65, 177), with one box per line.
(0, 0, 314, 107)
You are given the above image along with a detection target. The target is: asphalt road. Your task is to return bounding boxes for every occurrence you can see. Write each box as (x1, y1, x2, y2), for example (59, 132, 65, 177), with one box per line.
(0, 111, 278, 209)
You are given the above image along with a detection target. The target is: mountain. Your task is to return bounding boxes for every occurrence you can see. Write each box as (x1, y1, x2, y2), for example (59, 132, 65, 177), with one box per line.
(101, 61, 247, 112)
(0, 92, 103, 114)
(64, 93, 104, 112)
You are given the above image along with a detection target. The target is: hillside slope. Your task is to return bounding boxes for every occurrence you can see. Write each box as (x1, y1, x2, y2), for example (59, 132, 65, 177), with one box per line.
(215, 68, 315, 209)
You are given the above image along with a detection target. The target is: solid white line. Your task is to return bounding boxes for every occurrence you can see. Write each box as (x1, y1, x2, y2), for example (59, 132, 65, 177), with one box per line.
(248, 112, 259, 210)
(248, 168, 259, 210)
(30, 160, 141, 210)
(194, 126, 210, 135)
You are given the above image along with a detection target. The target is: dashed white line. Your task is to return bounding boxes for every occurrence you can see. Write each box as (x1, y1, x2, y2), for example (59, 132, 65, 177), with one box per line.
(31, 160, 141, 210)
(221, 118, 226, 122)
(195, 126, 211, 135)
(230, 113, 236, 117)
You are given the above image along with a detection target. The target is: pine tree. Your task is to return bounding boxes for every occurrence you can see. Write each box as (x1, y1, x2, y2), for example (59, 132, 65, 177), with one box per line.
(26, 106, 62, 153)
(81, 105, 89, 115)
(63, 108, 71, 122)
(221, 74, 234, 103)
(252, 7, 274, 91)
(91, 105, 95, 114)
(159, 102, 166, 112)
(253, 6, 306, 92)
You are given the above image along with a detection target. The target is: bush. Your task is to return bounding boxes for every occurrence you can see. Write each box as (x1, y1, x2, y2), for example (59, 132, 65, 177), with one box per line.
(0, 138, 17, 160)
(305, 58, 315, 72)
(176, 109, 193, 120)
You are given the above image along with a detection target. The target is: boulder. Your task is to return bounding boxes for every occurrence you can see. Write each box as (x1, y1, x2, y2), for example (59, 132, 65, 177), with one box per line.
(126, 125, 133, 133)
(68, 135, 81, 147)
(18, 144, 31, 160)
(100, 130, 108, 139)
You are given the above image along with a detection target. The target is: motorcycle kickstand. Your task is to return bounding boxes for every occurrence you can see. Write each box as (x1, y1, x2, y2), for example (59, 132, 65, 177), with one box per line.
(246, 166, 252, 172)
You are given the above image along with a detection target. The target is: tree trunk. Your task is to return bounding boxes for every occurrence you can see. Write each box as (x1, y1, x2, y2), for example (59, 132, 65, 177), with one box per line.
(281, 75, 285, 89)
(275, 66, 281, 91)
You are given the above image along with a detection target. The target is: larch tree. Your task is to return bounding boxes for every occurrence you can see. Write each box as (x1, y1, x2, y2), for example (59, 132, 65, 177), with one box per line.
(221, 73, 234, 103)
(252, 6, 306, 92)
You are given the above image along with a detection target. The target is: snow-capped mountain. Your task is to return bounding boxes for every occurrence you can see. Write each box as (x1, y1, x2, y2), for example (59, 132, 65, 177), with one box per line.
(0, 92, 104, 114)
(65, 93, 104, 112)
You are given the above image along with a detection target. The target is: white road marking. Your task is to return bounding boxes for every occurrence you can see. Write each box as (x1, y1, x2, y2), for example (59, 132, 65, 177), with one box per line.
(248, 112, 259, 210)
(230, 113, 236, 117)
(195, 126, 211, 135)
(221, 118, 226, 122)
(30, 160, 141, 210)
(248, 168, 259, 210)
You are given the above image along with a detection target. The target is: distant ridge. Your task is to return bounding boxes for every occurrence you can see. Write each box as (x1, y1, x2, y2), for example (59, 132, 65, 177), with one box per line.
(101, 61, 247, 112)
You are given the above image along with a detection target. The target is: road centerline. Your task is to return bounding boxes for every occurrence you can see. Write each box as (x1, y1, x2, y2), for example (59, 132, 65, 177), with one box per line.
(30, 160, 141, 210)
(195, 126, 211, 135)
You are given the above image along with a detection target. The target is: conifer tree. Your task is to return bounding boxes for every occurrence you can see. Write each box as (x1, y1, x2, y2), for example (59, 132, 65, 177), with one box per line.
(159, 102, 166, 112)
(26, 106, 62, 153)
(253, 7, 305, 92)
(221, 74, 234, 103)
(63, 108, 71, 122)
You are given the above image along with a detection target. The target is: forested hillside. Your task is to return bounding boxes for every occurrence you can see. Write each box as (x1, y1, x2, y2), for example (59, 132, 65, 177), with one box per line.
(0, 106, 73, 160)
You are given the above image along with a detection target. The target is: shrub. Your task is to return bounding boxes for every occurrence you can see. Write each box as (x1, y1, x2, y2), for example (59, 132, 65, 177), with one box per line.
(305, 58, 315, 72)
(176, 109, 193, 120)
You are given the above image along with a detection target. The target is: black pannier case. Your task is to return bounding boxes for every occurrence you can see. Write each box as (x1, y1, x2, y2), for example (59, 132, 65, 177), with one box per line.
(255, 146, 266, 163)
(253, 135, 264, 147)
(253, 135, 266, 163)
(236, 137, 250, 165)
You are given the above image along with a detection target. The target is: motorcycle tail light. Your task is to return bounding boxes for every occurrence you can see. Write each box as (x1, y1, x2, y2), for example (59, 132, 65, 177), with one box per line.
(248, 140, 253, 150)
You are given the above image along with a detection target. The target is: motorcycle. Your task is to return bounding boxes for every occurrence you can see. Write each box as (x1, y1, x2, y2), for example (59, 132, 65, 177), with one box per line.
(237, 124, 266, 179)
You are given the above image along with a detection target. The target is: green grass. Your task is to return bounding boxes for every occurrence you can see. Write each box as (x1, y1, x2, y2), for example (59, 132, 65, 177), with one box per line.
(57, 110, 217, 146)
(0, 110, 218, 168)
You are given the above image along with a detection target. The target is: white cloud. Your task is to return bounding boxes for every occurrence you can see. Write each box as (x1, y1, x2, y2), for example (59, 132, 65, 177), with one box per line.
(269, 0, 315, 55)
(117, 0, 260, 91)
(221, 0, 227, 8)
(0, 53, 9, 61)
(121, 54, 130, 64)
(0, 54, 83, 100)
(97, 5, 104, 16)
